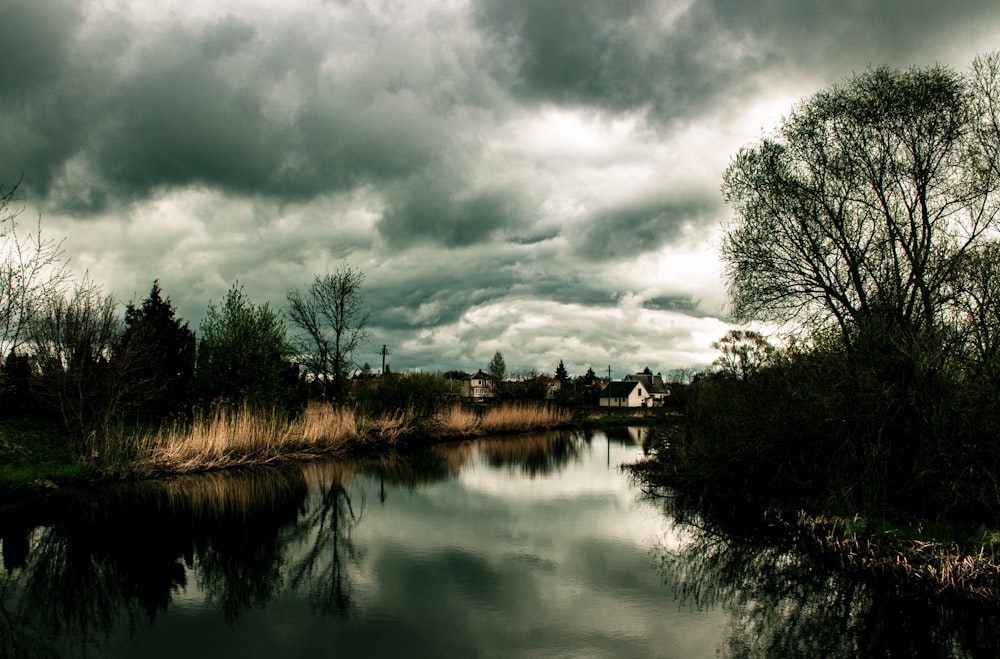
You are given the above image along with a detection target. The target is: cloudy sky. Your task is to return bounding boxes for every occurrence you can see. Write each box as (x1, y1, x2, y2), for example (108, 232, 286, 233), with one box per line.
(2, 0, 998, 376)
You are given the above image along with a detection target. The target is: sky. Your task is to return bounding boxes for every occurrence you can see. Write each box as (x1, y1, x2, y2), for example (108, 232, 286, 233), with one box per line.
(2, 0, 998, 377)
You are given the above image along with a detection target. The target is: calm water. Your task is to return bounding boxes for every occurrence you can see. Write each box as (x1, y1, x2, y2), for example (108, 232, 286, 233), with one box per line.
(1, 428, 998, 658)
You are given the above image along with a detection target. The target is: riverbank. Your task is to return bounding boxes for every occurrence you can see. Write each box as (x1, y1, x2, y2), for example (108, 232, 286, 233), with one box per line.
(2, 401, 651, 496)
(788, 511, 1000, 603)
(630, 444, 1000, 606)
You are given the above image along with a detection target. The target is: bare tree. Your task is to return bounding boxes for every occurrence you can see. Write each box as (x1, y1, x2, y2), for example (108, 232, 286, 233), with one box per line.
(29, 279, 124, 444)
(0, 180, 69, 358)
(721, 59, 1000, 350)
(286, 265, 369, 406)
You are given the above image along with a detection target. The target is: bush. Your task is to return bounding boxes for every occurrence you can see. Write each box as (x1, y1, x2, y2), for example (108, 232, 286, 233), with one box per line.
(349, 372, 460, 418)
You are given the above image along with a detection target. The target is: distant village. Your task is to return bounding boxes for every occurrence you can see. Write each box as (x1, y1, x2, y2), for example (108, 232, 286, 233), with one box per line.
(353, 362, 672, 409)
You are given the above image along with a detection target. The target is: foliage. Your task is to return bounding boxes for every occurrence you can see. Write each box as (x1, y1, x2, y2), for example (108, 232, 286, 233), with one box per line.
(554, 360, 568, 384)
(650, 54, 1000, 532)
(721, 58, 1000, 353)
(195, 283, 299, 410)
(113, 281, 196, 424)
(487, 350, 506, 383)
(350, 372, 459, 417)
(711, 329, 774, 380)
(286, 265, 369, 406)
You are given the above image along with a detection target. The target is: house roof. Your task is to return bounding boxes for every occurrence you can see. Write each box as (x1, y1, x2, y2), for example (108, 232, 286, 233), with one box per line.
(624, 373, 669, 394)
(600, 380, 641, 398)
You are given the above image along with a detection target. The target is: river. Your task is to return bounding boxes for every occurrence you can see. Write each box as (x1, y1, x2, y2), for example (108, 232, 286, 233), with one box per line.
(1, 428, 997, 658)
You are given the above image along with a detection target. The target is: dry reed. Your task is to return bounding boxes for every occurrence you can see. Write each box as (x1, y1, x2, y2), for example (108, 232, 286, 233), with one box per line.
(357, 408, 417, 447)
(479, 402, 571, 433)
(124, 400, 571, 476)
(143, 405, 298, 473)
(793, 512, 1000, 602)
(299, 402, 361, 450)
(433, 404, 482, 437)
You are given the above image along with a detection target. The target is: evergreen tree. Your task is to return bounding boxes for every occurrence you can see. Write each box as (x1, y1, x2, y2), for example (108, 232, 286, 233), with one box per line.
(554, 359, 569, 384)
(114, 281, 196, 423)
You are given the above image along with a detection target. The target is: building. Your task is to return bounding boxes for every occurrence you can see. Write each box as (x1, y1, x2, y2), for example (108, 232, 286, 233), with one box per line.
(599, 380, 648, 407)
(623, 372, 670, 406)
(599, 372, 671, 408)
(457, 370, 494, 403)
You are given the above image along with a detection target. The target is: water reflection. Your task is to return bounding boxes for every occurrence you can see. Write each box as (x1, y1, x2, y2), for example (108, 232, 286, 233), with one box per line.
(288, 462, 361, 616)
(1, 430, 997, 658)
(650, 492, 1000, 657)
(0, 467, 310, 657)
(0, 432, 596, 657)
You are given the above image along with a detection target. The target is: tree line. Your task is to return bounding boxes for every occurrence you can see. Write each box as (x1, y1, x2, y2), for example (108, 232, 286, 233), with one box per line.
(0, 189, 371, 447)
(662, 53, 1000, 527)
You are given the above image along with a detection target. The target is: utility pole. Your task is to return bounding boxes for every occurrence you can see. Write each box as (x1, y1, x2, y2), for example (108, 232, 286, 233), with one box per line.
(380, 344, 390, 375)
(607, 365, 612, 382)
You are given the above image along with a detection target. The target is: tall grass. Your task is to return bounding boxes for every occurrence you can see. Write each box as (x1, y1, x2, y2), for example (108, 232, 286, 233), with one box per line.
(115, 400, 571, 476)
(480, 402, 571, 433)
(433, 404, 482, 437)
(143, 405, 299, 473)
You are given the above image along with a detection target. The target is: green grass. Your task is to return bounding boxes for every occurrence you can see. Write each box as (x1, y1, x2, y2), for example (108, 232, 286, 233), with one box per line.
(0, 417, 93, 493)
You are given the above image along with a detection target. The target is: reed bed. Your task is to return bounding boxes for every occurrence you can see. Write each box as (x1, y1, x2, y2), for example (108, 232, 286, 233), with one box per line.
(143, 405, 299, 473)
(124, 400, 570, 476)
(479, 402, 571, 433)
(357, 408, 417, 447)
(299, 402, 361, 450)
(793, 512, 1000, 602)
(433, 404, 482, 437)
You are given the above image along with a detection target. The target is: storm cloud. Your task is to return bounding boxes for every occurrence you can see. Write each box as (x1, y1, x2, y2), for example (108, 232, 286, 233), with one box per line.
(1, 0, 997, 374)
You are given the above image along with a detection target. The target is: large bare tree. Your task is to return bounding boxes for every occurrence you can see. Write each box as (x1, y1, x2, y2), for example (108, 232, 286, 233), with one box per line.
(287, 265, 369, 406)
(721, 55, 1000, 351)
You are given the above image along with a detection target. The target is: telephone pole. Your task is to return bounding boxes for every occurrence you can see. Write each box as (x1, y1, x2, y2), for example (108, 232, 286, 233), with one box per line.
(380, 344, 390, 375)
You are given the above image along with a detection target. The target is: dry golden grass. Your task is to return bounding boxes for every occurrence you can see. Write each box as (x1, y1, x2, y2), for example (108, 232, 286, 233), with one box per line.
(299, 402, 361, 449)
(143, 405, 299, 473)
(125, 400, 570, 476)
(479, 402, 571, 433)
(433, 404, 482, 437)
(358, 408, 417, 447)
(795, 512, 1000, 602)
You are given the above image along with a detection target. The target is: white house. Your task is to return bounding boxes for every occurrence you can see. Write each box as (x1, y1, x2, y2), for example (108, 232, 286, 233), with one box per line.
(599, 380, 649, 408)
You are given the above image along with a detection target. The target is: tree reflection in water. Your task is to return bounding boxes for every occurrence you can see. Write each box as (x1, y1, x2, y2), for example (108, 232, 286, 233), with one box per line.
(0, 467, 311, 657)
(650, 491, 1000, 657)
(287, 461, 363, 616)
(477, 430, 583, 477)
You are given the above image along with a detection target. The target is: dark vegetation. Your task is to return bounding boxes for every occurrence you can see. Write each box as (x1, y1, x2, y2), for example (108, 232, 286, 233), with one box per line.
(0, 195, 608, 491)
(636, 54, 1000, 590)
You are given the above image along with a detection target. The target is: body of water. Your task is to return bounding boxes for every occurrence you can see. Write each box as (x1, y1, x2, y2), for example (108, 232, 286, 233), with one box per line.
(1, 428, 997, 658)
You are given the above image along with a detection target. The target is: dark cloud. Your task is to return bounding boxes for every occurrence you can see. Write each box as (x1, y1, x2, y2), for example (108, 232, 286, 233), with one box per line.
(0, 2, 464, 212)
(642, 295, 702, 316)
(473, 0, 1000, 123)
(472, 0, 767, 121)
(0, 0, 83, 96)
(377, 177, 528, 248)
(574, 193, 717, 260)
(4, 0, 996, 374)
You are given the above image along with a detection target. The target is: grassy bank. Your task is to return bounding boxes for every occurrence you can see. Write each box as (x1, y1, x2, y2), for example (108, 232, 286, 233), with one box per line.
(0, 419, 91, 494)
(0, 401, 575, 488)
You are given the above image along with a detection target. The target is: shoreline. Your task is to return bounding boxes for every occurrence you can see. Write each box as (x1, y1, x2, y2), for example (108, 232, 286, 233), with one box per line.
(629, 457, 1000, 606)
(0, 404, 663, 499)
